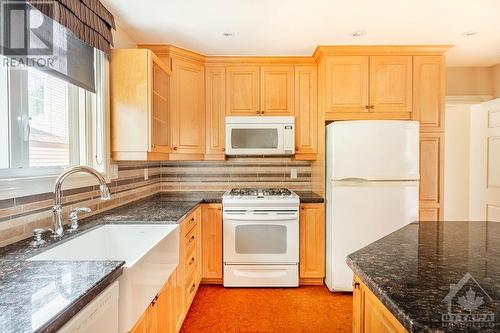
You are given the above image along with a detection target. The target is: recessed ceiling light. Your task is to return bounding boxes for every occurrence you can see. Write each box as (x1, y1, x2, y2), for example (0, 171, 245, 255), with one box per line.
(222, 32, 234, 37)
(351, 30, 366, 37)
(463, 30, 478, 37)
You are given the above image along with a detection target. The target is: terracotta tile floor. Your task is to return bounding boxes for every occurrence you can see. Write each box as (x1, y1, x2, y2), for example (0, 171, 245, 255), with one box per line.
(180, 285, 353, 333)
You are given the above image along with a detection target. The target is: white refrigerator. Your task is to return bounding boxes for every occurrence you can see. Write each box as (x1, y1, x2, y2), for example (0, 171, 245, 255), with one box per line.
(325, 120, 420, 292)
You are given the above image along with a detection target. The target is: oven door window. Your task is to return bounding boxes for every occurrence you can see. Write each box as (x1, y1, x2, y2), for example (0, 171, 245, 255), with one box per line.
(231, 128, 278, 149)
(235, 224, 287, 254)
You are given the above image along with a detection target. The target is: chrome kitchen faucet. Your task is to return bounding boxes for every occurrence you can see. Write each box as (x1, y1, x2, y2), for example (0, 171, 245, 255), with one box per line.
(51, 166, 111, 238)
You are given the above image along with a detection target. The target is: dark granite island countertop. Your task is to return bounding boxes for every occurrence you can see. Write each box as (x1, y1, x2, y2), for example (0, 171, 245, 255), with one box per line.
(347, 221, 500, 333)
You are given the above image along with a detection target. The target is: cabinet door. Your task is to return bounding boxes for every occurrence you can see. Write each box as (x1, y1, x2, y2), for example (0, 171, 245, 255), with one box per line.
(130, 311, 148, 333)
(369, 56, 412, 114)
(363, 284, 407, 333)
(325, 56, 369, 114)
(299, 203, 325, 283)
(156, 278, 173, 333)
(226, 66, 260, 115)
(260, 66, 295, 115)
(147, 301, 158, 333)
(413, 56, 445, 131)
(295, 66, 318, 158)
(152, 61, 171, 153)
(352, 276, 363, 333)
(201, 204, 223, 282)
(172, 267, 184, 332)
(419, 132, 444, 221)
(205, 67, 226, 159)
(171, 57, 205, 155)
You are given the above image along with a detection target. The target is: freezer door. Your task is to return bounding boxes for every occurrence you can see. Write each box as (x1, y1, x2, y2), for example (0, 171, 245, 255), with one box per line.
(325, 180, 419, 292)
(327, 120, 420, 181)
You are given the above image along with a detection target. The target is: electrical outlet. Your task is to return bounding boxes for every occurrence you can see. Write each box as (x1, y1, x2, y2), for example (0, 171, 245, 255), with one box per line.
(144, 168, 149, 180)
(110, 164, 119, 179)
(290, 168, 298, 179)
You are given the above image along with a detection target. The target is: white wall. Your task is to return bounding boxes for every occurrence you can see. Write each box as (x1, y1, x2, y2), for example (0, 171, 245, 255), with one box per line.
(113, 25, 137, 48)
(444, 104, 471, 220)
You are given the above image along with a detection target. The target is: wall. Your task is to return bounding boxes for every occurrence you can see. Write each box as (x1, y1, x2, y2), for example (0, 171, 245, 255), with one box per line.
(444, 104, 471, 220)
(161, 157, 311, 192)
(446, 67, 493, 96)
(113, 24, 137, 49)
(0, 162, 161, 247)
(493, 63, 500, 98)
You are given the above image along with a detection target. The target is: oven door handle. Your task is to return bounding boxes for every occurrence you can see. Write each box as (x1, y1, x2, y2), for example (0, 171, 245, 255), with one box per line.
(224, 211, 298, 221)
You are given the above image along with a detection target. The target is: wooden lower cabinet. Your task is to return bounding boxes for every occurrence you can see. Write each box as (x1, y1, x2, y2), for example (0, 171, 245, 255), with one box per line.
(353, 275, 408, 333)
(299, 203, 325, 285)
(201, 204, 223, 283)
(130, 206, 203, 333)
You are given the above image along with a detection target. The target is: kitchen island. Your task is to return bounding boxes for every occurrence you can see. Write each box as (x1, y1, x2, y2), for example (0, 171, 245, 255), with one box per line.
(347, 221, 499, 333)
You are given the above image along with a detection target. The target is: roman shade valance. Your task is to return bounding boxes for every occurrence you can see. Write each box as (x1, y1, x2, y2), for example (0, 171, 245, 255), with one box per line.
(28, 0, 116, 54)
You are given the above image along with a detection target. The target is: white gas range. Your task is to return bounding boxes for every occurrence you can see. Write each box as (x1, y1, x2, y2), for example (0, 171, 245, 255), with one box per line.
(222, 188, 300, 287)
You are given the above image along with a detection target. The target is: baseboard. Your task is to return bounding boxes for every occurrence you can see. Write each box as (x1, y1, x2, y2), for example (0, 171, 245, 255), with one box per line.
(201, 278, 223, 284)
(299, 277, 325, 286)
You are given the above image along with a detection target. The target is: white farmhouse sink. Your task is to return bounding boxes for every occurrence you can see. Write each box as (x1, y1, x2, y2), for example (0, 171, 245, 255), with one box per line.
(29, 224, 179, 333)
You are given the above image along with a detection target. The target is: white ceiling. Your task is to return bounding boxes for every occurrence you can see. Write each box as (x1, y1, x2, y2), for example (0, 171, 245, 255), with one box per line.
(102, 0, 500, 67)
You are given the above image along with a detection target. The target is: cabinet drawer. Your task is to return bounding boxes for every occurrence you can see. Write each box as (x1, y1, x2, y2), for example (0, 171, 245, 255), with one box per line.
(184, 223, 198, 250)
(184, 237, 198, 277)
(181, 210, 198, 237)
(184, 268, 198, 308)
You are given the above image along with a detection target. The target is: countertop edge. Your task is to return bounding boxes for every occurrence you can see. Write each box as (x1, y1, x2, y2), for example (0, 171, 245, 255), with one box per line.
(35, 263, 124, 333)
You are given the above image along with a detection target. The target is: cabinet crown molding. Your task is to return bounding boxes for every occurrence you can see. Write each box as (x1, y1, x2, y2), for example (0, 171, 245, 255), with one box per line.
(313, 45, 453, 61)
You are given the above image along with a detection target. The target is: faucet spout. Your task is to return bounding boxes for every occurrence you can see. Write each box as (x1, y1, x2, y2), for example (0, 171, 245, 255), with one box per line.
(52, 166, 111, 238)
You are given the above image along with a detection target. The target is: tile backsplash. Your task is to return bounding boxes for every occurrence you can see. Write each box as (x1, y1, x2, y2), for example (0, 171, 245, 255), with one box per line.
(0, 157, 311, 247)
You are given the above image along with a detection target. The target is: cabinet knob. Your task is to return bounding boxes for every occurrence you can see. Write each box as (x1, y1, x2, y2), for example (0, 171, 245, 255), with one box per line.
(352, 280, 360, 289)
(364, 106, 370, 111)
(151, 143, 156, 148)
(221, 148, 225, 152)
(173, 147, 178, 151)
(370, 105, 375, 109)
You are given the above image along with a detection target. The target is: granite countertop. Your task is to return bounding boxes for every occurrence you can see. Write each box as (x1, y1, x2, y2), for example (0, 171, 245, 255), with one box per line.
(0, 190, 324, 332)
(0, 260, 123, 333)
(347, 221, 499, 333)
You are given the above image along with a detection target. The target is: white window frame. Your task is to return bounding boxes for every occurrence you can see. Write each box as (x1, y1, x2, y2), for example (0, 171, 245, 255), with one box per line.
(0, 50, 111, 200)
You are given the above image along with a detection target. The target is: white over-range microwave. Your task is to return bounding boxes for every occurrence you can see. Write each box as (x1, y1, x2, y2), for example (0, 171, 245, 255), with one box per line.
(225, 116, 295, 156)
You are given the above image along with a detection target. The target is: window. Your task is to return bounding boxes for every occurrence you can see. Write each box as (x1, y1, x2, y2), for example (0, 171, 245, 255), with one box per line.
(0, 50, 109, 197)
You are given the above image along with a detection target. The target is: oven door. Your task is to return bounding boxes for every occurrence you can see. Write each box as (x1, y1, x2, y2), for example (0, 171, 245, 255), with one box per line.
(223, 210, 299, 264)
(225, 124, 285, 155)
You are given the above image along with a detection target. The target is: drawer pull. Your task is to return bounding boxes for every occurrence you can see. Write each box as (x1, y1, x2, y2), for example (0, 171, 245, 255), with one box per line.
(190, 283, 196, 293)
(188, 235, 195, 243)
(190, 217, 195, 222)
(151, 295, 158, 306)
(189, 257, 195, 265)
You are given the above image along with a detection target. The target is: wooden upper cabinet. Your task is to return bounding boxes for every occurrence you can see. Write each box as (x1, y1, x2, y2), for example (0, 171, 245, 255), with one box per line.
(325, 56, 369, 114)
(413, 56, 445, 131)
(152, 63, 171, 153)
(111, 48, 172, 161)
(295, 66, 318, 159)
(171, 57, 205, 156)
(205, 67, 226, 159)
(226, 66, 260, 115)
(369, 56, 412, 113)
(260, 66, 295, 115)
